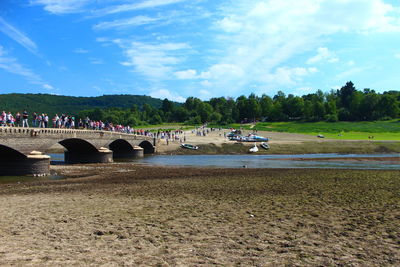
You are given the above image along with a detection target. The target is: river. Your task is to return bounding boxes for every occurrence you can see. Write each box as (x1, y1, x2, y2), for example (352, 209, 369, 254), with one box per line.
(50, 153, 400, 170)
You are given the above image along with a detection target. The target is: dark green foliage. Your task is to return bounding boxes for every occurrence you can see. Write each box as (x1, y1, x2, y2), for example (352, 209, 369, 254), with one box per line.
(0, 93, 164, 116)
(1, 81, 399, 126)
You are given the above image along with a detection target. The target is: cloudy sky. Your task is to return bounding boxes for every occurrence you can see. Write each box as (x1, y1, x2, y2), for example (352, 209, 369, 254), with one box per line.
(1, 0, 400, 101)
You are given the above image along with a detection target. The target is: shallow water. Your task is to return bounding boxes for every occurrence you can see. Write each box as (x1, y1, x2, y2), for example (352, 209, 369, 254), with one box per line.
(0, 173, 65, 184)
(131, 154, 400, 170)
(50, 153, 400, 170)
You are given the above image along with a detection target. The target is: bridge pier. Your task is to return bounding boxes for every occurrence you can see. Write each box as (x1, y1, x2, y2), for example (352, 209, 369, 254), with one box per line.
(112, 146, 144, 159)
(0, 151, 50, 176)
(64, 148, 113, 164)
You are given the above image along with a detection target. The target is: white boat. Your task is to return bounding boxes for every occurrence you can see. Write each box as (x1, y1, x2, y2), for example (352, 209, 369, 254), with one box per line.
(260, 142, 270, 150)
(249, 143, 258, 153)
(180, 143, 199, 150)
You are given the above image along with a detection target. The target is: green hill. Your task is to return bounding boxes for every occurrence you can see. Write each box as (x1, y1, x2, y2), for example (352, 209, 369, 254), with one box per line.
(0, 93, 164, 116)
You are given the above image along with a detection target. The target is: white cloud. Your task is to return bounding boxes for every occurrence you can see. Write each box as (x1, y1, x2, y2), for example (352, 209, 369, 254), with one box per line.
(74, 48, 89, 54)
(174, 69, 197, 79)
(0, 17, 38, 55)
(336, 66, 371, 79)
(90, 58, 103, 64)
(395, 53, 400, 59)
(217, 17, 242, 33)
(200, 63, 244, 79)
(347, 60, 356, 66)
(116, 41, 191, 80)
(189, 0, 400, 95)
(200, 80, 212, 87)
(264, 67, 318, 86)
(30, 0, 91, 14)
(307, 47, 339, 64)
(293, 87, 315, 95)
(149, 88, 185, 102)
(93, 0, 187, 17)
(93, 16, 160, 30)
(0, 46, 53, 89)
(199, 89, 211, 99)
(42, 83, 54, 90)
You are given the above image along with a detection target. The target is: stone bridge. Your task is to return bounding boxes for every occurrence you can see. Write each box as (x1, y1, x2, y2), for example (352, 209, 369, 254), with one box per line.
(0, 127, 156, 176)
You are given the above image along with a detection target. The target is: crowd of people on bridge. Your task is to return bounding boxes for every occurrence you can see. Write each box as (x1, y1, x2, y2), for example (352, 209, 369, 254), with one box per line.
(0, 110, 154, 136)
(2, 111, 208, 144)
(1, 110, 216, 145)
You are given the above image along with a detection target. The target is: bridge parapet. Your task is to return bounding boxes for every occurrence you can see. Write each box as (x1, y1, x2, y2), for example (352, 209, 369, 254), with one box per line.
(0, 127, 152, 139)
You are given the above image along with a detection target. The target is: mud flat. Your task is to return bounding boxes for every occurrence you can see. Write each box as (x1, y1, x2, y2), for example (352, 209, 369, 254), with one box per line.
(0, 164, 399, 266)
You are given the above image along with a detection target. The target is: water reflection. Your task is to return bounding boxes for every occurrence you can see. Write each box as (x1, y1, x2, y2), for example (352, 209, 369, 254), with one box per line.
(48, 153, 400, 170)
(0, 172, 65, 184)
(131, 154, 400, 170)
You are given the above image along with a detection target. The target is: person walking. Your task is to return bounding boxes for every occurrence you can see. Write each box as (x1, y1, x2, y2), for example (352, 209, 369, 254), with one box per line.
(6, 112, 13, 127)
(32, 112, 37, 127)
(22, 110, 29, 127)
(44, 114, 49, 128)
(53, 114, 59, 128)
(15, 112, 21, 127)
(37, 114, 43, 128)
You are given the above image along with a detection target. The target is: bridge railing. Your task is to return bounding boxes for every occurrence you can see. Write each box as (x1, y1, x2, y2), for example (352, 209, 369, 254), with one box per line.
(0, 126, 153, 140)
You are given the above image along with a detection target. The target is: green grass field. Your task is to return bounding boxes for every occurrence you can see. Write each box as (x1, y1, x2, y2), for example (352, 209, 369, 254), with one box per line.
(227, 120, 400, 141)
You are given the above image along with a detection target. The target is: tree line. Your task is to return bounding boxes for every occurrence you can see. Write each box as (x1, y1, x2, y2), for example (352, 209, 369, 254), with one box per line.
(0, 93, 163, 116)
(78, 81, 400, 126)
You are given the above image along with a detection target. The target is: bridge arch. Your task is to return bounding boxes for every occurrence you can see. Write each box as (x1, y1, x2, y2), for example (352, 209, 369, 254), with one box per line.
(0, 144, 49, 176)
(0, 144, 26, 159)
(138, 140, 155, 154)
(109, 139, 134, 154)
(59, 138, 112, 164)
(59, 138, 98, 153)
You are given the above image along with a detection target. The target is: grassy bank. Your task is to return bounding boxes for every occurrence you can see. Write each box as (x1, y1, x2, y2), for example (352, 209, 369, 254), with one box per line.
(223, 120, 400, 141)
(0, 165, 399, 266)
(172, 141, 400, 155)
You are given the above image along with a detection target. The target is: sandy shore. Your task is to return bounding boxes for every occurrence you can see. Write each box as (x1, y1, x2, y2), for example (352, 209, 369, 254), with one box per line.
(156, 129, 318, 153)
(1, 130, 399, 266)
(155, 128, 400, 155)
(0, 164, 399, 266)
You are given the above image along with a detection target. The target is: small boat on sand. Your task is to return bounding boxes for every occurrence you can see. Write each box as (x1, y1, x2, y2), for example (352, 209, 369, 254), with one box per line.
(180, 143, 199, 150)
(260, 142, 270, 150)
(249, 143, 258, 153)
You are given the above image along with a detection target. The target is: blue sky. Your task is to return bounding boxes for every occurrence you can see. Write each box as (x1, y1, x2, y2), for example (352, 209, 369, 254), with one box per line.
(1, 0, 400, 101)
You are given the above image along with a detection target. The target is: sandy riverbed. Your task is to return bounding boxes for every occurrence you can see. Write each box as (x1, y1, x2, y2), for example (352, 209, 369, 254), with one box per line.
(1, 130, 399, 266)
(0, 164, 399, 266)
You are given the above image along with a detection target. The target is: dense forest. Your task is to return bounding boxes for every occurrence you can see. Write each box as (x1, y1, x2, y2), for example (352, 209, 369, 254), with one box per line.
(2, 82, 399, 126)
(0, 94, 164, 116)
(78, 82, 399, 126)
